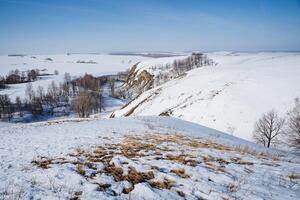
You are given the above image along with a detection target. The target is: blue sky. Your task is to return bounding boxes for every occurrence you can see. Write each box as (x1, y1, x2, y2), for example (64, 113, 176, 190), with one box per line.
(0, 0, 300, 54)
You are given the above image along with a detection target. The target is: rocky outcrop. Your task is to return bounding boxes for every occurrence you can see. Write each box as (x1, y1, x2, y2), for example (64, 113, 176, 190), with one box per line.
(116, 63, 154, 100)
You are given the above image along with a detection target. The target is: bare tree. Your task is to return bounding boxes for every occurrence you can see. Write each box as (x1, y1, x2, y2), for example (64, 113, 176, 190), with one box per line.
(109, 78, 115, 97)
(25, 83, 35, 102)
(253, 110, 285, 148)
(63, 72, 71, 84)
(15, 96, 23, 117)
(36, 85, 45, 100)
(72, 90, 93, 118)
(0, 76, 5, 89)
(0, 95, 12, 119)
(286, 98, 300, 149)
(31, 97, 43, 115)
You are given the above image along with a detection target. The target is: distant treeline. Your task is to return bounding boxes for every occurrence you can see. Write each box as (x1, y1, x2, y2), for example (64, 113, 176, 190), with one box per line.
(0, 69, 60, 89)
(0, 73, 113, 121)
(152, 53, 216, 86)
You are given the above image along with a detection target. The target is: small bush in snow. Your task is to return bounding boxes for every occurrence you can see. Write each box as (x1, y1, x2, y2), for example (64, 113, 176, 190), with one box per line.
(253, 109, 285, 148)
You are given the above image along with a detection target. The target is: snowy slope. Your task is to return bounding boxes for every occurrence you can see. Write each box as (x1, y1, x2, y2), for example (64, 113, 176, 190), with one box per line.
(112, 52, 300, 141)
(0, 116, 299, 199)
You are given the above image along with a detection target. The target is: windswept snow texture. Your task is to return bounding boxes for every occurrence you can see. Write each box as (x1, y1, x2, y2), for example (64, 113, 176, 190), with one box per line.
(0, 54, 149, 100)
(113, 52, 300, 141)
(0, 117, 299, 199)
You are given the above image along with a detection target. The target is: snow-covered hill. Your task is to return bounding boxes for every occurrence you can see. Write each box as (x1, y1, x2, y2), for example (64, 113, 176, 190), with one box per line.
(0, 116, 299, 199)
(112, 52, 300, 141)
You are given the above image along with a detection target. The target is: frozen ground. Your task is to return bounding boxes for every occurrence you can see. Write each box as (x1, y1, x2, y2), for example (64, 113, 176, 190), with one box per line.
(113, 52, 300, 141)
(0, 54, 150, 100)
(0, 116, 299, 199)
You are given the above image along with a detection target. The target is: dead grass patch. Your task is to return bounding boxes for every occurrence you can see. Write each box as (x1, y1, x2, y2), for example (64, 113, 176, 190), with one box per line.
(288, 172, 300, 180)
(31, 132, 268, 197)
(76, 164, 86, 176)
(98, 183, 111, 192)
(170, 168, 190, 178)
(104, 165, 155, 185)
(32, 157, 54, 169)
(166, 154, 200, 167)
(70, 191, 82, 200)
(105, 165, 124, 182)
(126, 167, 155, 184)
(121, 136, 156, 158)
(149, 178, 176, 190)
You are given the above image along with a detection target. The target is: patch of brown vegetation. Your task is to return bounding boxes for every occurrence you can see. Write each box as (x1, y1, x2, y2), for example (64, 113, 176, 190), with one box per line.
(121, 136, 156, 158)
(32, 132, 273, 198)
(76, 164, 86, 176)
(288, 172, 300, 180)
(105, 165, 155, 186)
(32, 157, 53, 169)
(204, 162, 215, 170)
(105, 165, 124, 182)
(122, 186, 134, 194)
(126, 167, 155, 184)
(170, 168, 190, 178)
(98, 183, 111, 192)
(166, 154, 200, 167)
(151, 166, 160, 171)
(236, 160, 254, 165)
(149, 178, 176, 190)
(70, 191, 83, 200)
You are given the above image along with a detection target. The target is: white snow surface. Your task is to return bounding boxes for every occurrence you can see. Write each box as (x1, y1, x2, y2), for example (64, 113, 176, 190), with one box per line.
(0, 116, 299, 199)
(113, 52, 300, 141)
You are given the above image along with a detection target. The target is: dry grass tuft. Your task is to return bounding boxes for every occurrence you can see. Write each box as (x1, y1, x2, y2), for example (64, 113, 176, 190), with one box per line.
(70, 191, 83, 200)
(149, 178, 176, 190)
(105, 165, 124, 182)
(98, 183, 111, 192)
(122, 186, 134, 194)
(126, 167, 155, 184)
(288, 172, 300, 180)
(76, 164, 86, 176)
(121, 136, 156, 158)
(166, 154, 200, 166)
(151, 166, 160, 171)
(170, 168, 190, 178)
(104, 165, 155, 185)
(32, 158, 53, 169)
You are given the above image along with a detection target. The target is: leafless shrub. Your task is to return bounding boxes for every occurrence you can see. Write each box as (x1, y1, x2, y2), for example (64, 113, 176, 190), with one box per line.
(286, 98, 300, 149)
(72, 90, 93, 118)
(253, 109, 285, 148)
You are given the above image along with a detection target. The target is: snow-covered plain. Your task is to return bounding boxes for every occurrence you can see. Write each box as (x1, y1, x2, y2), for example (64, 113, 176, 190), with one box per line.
(0, 116, 299, 199)
(113, 52, 300, 141)
(0, 54, 149, 100)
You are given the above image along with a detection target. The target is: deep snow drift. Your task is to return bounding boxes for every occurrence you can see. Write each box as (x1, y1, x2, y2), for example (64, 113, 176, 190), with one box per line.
(0, 116, 299, 199)
(112, 52, 300, 141)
